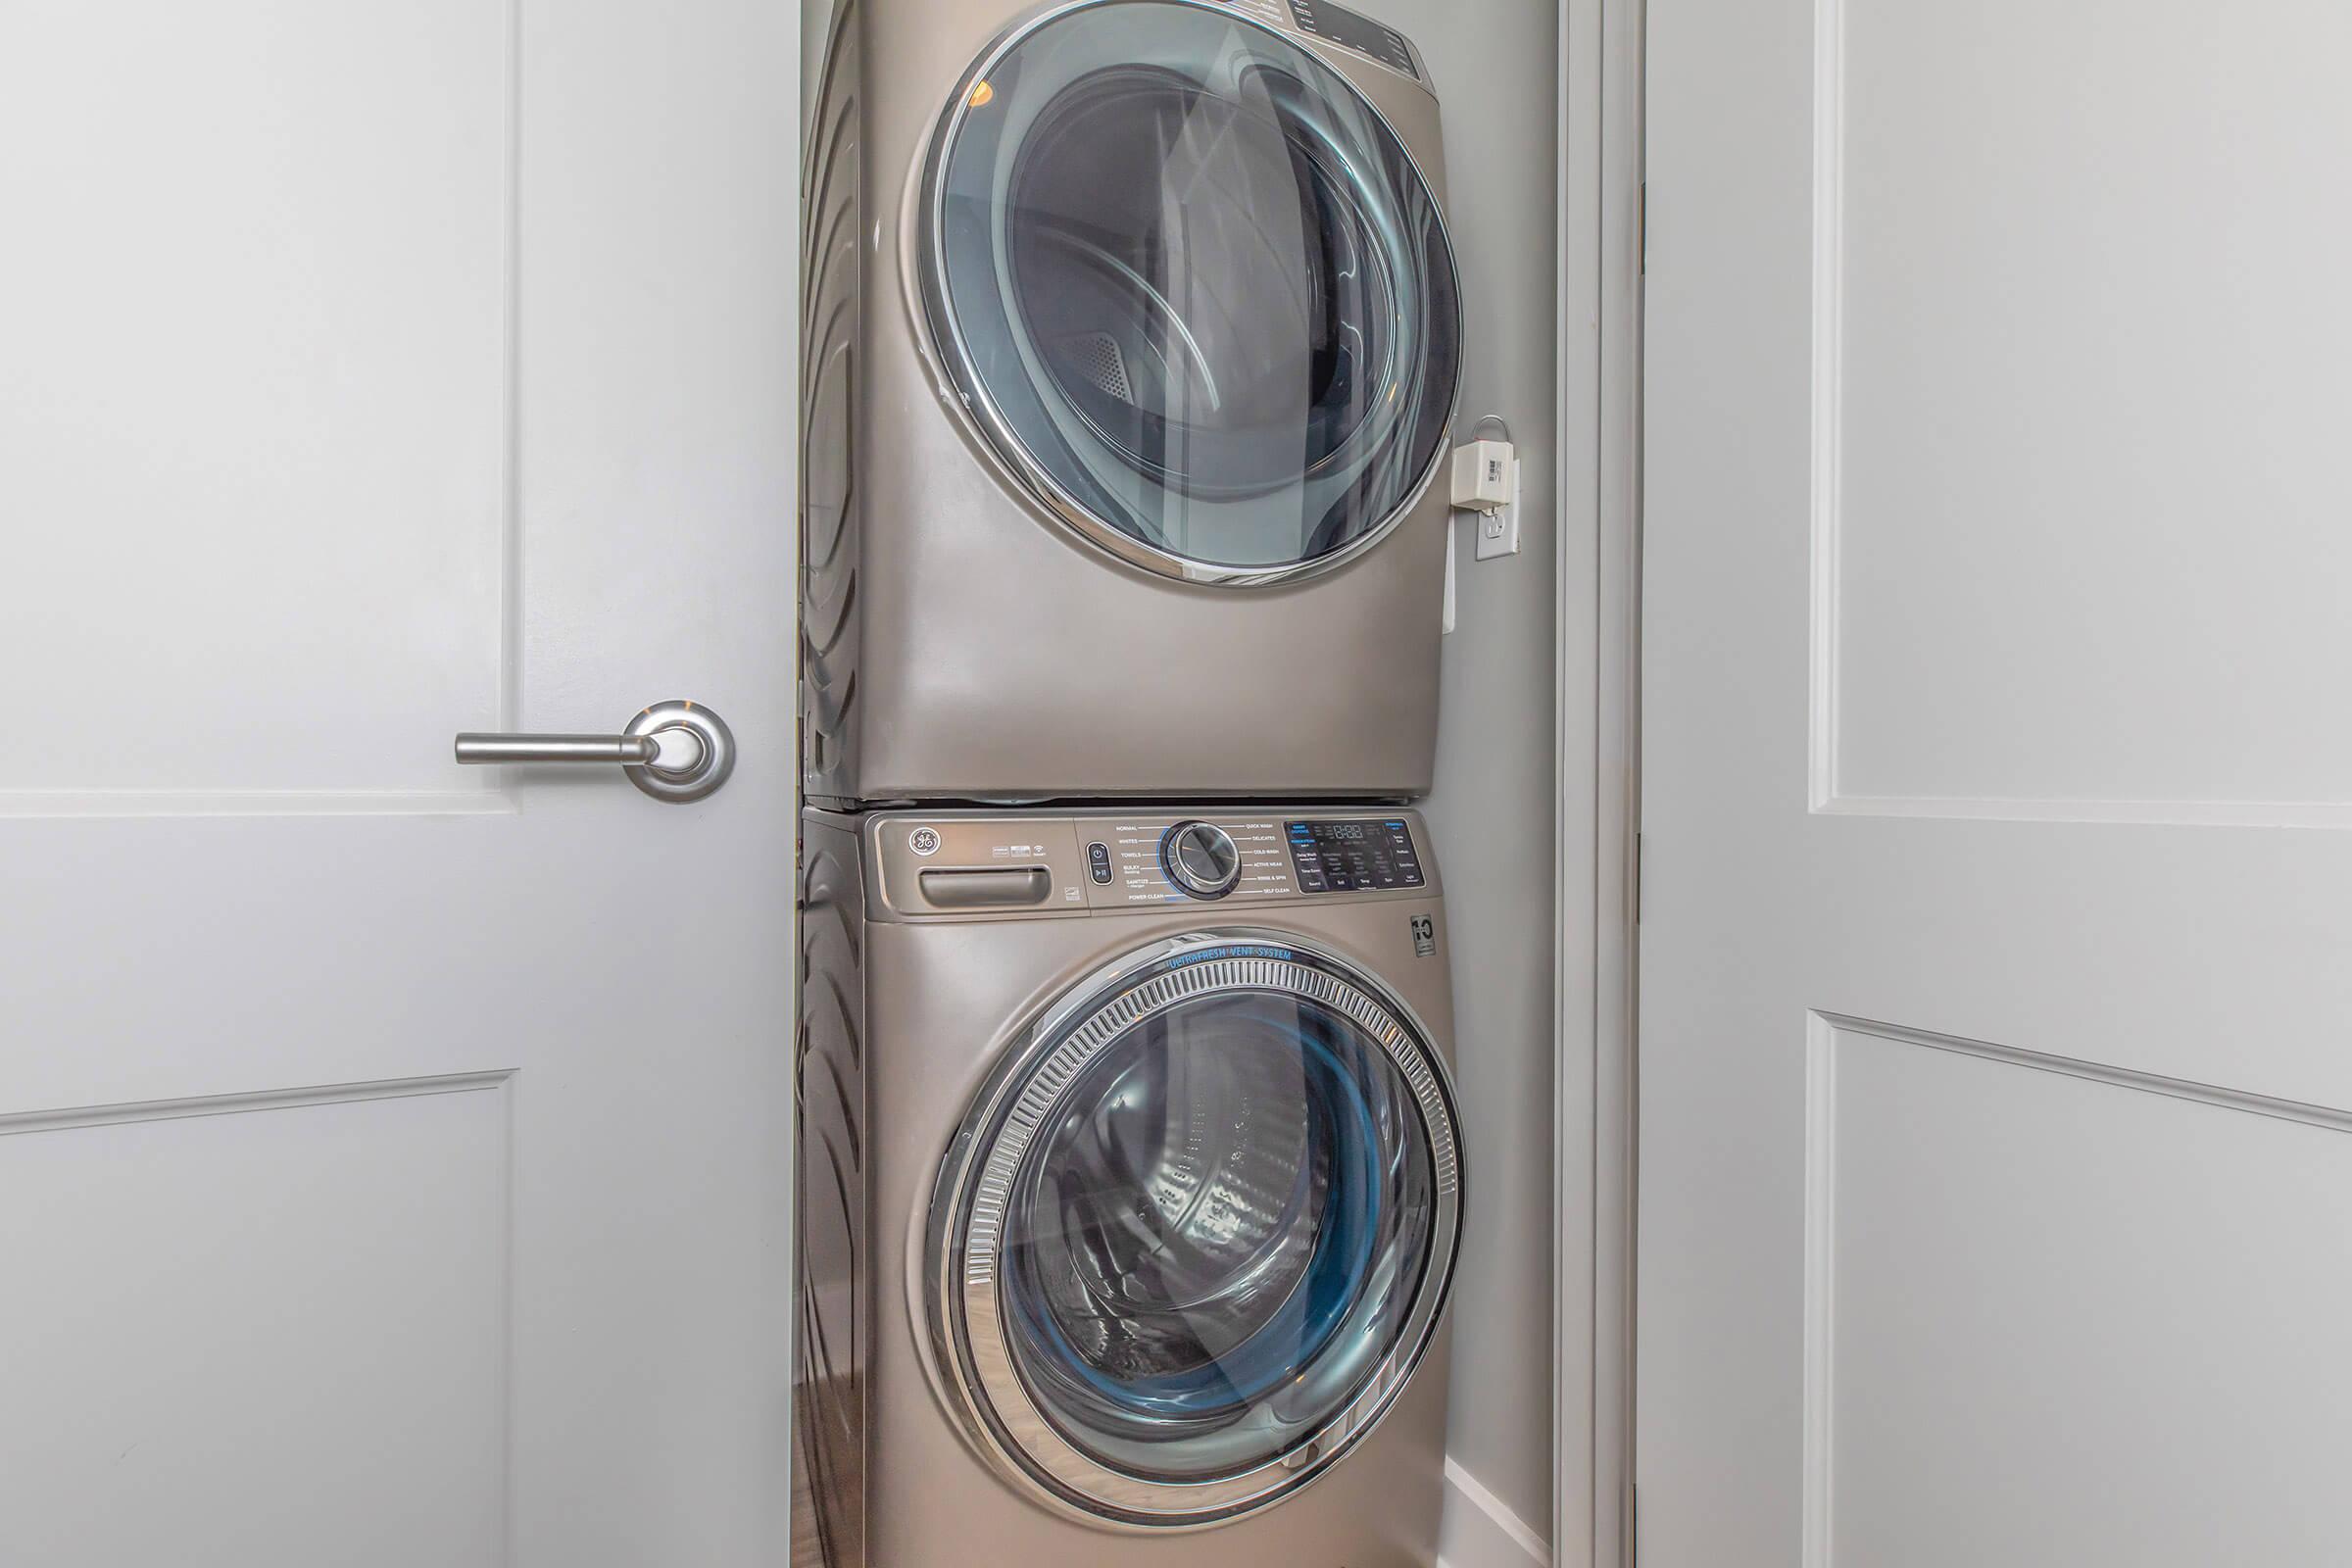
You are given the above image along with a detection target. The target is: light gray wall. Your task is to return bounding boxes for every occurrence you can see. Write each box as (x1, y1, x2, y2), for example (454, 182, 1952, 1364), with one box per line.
(1353, 0, 1563, 1543)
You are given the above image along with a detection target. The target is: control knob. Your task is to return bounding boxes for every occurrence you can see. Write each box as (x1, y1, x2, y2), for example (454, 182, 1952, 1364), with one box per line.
(1160, 821, 1243, 901)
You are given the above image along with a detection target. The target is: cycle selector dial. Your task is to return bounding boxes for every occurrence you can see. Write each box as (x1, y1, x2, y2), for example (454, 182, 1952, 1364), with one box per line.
(1160, 821, 1243, 900)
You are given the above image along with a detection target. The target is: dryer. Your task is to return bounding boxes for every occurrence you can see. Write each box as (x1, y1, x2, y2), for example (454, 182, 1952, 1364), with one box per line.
(803, 0, 1465, 805)
(796, 806, 1463, 1565)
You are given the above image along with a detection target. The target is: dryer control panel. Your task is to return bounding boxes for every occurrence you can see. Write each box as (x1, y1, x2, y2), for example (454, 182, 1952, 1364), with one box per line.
(1215, 0, 1426, 82)
(864, 809, 1438, 919)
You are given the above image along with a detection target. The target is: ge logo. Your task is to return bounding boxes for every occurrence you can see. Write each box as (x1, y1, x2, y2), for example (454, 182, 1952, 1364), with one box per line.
(908, 827, 942, 858)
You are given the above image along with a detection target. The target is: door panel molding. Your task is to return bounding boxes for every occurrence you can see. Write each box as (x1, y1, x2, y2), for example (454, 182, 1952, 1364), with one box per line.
(1, 0, 523, 816)
(0, 1069, 515, 1564)
(1804, 0, 2352, 825)
(1802, 1012, 2352, 1567)
(0, 1069, 514, 1139)
(1816, 794, 2352, 832)
(1812, 1012, 2352, 1141)
(1806, 0, 1848, 821)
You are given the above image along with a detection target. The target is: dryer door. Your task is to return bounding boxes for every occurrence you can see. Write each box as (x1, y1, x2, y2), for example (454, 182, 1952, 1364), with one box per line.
(918, 0, 1462, 583)
(929, 935, 1462, 1528)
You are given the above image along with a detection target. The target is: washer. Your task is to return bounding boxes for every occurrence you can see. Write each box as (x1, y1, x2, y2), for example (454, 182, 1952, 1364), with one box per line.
(796, 807, 1463, 1565)
(803, 0, 1465, 805)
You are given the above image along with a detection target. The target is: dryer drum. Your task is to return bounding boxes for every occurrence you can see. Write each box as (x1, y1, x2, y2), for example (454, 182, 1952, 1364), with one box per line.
(930, 938, 1464, 1528)
(1006, 68, 1407, 502)
(921, 0, 1464, 578)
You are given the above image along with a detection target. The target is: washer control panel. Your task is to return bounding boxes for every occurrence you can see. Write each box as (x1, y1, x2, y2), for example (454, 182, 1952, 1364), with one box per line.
(1088, 815, 1297, 907)
(1284, 817, 1426, 893)
(866, 810, 1438, 918)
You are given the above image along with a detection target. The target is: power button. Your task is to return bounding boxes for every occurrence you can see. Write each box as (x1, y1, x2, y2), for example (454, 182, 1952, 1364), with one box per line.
(1087, 841, 1114, 885)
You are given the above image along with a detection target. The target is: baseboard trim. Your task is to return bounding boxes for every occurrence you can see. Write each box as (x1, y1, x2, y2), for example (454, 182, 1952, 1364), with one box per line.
(1436, 1456, 1551, 1568)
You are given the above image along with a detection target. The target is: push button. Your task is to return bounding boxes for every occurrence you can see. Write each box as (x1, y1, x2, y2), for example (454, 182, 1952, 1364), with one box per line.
(1087, 841, 1113, 885)
(1384, 820, 1426, 886)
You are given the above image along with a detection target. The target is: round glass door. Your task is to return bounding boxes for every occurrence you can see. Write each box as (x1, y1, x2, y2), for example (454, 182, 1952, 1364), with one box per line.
(930, 937, 1462, 1527)
(919, 0, 1463, 582)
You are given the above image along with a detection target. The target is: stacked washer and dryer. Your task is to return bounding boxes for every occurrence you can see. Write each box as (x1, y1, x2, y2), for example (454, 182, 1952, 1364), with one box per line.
(798, 1, 1469, 1562)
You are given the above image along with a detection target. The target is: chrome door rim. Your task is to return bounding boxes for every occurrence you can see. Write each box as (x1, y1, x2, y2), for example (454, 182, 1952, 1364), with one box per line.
(926, 931, 1464, 1529)
(911, 0, 1465, 589)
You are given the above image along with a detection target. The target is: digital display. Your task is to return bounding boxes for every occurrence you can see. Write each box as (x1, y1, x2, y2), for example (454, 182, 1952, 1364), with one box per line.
(1285, 819, 1425, 894)
(1285, 0, 1420, 79)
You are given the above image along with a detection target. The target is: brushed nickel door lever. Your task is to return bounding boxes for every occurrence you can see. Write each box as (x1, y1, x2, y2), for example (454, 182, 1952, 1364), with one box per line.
(456, 700, 735, 803)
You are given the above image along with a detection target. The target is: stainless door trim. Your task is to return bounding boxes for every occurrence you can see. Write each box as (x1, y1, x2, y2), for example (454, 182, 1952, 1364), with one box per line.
(923, 929, 1464, 1530)
(906, 0, 1465, 589)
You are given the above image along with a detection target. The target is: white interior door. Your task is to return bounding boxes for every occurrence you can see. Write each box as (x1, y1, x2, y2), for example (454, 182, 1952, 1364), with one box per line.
(0, 4, 797, 1564)
(1641, 1, 2352, 1563)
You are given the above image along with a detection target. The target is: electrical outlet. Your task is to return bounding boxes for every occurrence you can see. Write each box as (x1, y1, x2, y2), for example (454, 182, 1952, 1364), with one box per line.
(1473, 455, 1522, 561)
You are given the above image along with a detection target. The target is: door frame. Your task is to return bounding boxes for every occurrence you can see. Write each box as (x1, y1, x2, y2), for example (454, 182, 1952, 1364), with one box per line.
(1555, 0, 1642, 1563)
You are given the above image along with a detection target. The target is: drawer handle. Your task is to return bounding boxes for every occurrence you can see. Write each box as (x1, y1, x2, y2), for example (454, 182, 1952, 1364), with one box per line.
(919, 867, 1054, 909)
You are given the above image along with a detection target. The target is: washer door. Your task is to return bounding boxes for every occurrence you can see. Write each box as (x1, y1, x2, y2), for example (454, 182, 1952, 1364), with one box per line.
(919, 0, 1463, 582)
(930, 936, 1463, 1527)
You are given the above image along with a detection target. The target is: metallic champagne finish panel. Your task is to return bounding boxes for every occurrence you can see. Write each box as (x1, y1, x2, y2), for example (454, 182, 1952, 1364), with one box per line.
(803, 0, 1456, 806)
(796, 812, 869, 1568)
(795, 806, 1456, 1564)
(870, 814, 1092, 916)
(802, 2, 864, 804)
